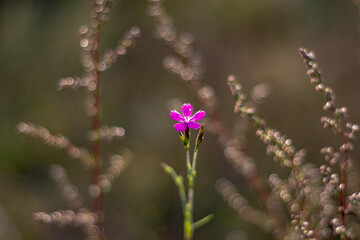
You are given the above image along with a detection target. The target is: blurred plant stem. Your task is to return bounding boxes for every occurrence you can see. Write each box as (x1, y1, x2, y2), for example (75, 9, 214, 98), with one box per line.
(91, 0, 103, 239)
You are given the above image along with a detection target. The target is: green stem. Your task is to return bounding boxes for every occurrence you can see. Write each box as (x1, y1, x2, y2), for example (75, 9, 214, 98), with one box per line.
(184, 143, 193, 240)
(191, 149, 198, 176)
(192, 214, 214, 230)
(184, 138, 201, 240)
(184, 202, 193, 240)
(186, 146, 191, 174)
(184, 178, 194, 240)
(169, 126, 208, 240)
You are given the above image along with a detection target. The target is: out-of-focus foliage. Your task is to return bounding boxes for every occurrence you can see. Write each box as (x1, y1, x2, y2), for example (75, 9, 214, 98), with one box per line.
(0, 0, 360, 239)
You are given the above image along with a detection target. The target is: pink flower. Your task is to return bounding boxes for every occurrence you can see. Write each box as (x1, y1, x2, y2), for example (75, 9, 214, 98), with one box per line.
(169, 103, 205, 132)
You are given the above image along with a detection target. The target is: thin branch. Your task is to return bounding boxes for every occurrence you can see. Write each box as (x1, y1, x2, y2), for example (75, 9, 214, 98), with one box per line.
(17, 122, 94, 168)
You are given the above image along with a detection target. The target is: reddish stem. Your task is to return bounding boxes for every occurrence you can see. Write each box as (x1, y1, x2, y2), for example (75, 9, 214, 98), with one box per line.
(340, 134, 348, 240)
(91, 1, 103, 238)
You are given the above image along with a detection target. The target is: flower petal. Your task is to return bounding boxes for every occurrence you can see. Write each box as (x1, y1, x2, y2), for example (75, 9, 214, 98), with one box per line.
(188, 122, 201, 129)
(173, 123, 187, 132)
(169, 110, 184, 121)
(181, 103, 193, 118)
(190, 110, 205, 121)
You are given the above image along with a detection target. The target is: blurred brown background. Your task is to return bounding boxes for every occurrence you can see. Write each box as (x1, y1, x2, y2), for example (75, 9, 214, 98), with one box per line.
(1, 0, 360, 239)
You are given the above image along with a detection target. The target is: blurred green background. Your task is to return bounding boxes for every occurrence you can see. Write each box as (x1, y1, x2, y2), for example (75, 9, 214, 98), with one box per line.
(1, 0, 360, 239)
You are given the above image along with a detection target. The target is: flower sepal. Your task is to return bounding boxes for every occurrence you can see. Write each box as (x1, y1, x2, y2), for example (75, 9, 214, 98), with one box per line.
(179, 126, 190, 149)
